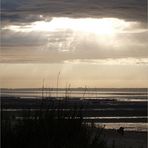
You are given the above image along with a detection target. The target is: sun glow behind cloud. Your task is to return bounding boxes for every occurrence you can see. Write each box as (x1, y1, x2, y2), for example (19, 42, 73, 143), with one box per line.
(3, 17, 135, 35)
(3, 17, 145, 54)
(2, 17, 148, 58)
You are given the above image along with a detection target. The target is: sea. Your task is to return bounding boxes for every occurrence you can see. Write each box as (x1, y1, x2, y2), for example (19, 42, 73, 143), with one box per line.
(1, 88, 148, 132)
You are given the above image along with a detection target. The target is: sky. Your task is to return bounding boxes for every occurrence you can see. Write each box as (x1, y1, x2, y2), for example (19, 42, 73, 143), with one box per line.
(0, 0, 148, 88)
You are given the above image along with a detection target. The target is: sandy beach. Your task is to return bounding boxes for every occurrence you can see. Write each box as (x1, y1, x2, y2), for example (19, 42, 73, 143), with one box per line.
(102, 129, 147, 148)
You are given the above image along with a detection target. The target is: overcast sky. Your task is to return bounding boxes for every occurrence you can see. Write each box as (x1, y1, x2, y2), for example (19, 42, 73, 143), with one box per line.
(1, 0, 148, 88)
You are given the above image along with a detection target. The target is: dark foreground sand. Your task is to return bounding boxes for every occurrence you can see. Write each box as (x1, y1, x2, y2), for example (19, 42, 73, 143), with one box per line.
(102, 129, 147, 148)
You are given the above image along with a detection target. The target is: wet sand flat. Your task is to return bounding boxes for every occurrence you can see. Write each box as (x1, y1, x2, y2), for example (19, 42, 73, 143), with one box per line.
(103, 129, 147, 148)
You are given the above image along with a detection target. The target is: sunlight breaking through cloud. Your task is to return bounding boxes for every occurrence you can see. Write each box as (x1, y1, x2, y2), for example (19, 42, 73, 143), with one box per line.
(3, 17, 142, 35)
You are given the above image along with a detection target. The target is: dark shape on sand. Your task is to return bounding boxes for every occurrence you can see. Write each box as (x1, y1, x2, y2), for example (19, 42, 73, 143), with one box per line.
(117, 127, 124, 136)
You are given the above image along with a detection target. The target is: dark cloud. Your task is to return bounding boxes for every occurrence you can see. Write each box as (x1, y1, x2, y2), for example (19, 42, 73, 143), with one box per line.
(1, 0, 147, 25)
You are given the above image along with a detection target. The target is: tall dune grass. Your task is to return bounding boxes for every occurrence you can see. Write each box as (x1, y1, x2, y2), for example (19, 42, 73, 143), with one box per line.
(2, 102, 107, 148)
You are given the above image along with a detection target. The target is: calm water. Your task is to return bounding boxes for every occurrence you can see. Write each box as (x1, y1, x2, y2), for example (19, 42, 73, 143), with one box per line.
(1, 88, 148, 101)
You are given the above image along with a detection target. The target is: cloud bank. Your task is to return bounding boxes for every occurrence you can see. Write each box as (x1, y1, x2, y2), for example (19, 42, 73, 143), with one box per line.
(2, 0, 147, 25)
(1, 0, 148, 64)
